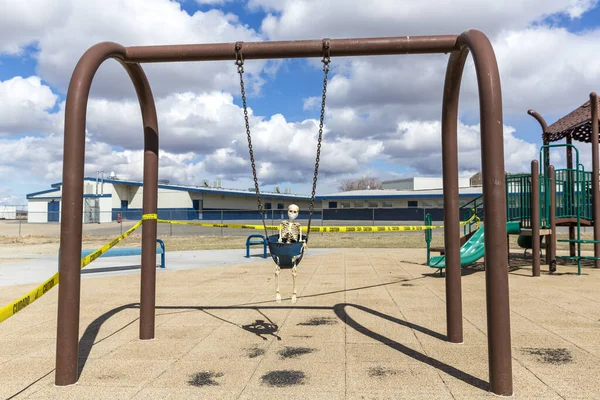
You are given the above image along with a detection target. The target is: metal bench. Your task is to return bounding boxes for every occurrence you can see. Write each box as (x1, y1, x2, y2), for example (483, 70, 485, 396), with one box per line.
(246, 234, 267, 258)
(79, 239, 166, 268)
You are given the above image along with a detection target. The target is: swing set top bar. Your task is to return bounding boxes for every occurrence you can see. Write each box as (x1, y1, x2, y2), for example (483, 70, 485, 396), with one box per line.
(125, 35, 459, 63)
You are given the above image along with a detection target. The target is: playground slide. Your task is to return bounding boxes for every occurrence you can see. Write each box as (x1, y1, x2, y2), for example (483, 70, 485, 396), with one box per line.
(428, 226, 487, 268)
(427, 221, 520, 269)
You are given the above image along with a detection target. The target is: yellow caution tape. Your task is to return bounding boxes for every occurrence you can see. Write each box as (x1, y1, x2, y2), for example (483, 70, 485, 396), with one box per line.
(80, 220, 142, 268)
(0, 221, 143, 324)
(157, 219, 279, 231)
(0, 209, 478, 324)
(155, 211, 477, 233)
(0, 272, 59, 324)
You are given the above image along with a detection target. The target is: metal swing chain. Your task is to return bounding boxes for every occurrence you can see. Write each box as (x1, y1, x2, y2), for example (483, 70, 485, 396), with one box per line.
(235, 40, 330, 243)
(305, 40, 331, 243)
(236, 42, 269, 239)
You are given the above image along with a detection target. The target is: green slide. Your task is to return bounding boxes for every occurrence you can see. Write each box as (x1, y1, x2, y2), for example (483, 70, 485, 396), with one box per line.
(428, 226, 486, 269)
(428, 221, 520, 269)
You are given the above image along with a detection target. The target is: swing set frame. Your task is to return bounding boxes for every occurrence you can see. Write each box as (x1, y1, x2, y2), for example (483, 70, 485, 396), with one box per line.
(55, 30, 513, 396)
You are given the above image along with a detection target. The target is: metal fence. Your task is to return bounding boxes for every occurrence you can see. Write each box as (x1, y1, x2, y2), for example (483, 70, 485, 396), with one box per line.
(2, 207, 590, 239)
(0, 205, 27, 220)
(3, 208, 459, 238)
(0, 205, 28, 236)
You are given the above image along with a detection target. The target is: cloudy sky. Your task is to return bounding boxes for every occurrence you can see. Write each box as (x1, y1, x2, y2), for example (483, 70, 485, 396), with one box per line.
(1, 0, 599, 205)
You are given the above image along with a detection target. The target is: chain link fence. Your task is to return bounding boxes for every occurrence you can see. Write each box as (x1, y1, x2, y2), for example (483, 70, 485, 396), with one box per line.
(1, 207, 463, 238)
(0, 205, 591, 239)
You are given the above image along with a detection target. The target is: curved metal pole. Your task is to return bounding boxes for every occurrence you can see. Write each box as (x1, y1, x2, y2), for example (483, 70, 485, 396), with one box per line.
(441, 43, 467, 345)
(442, 30, 512, 396)
(528, 109, 550, 173)
(55, 42, 159, 386)
(527, 109, 548, 131)
(122, 62, 160, 336)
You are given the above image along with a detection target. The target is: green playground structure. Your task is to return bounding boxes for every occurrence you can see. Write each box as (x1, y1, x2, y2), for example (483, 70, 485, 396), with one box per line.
(425, 142, 600, 276)
(423, 98, 600, 276)
(426, 221, 521, 271)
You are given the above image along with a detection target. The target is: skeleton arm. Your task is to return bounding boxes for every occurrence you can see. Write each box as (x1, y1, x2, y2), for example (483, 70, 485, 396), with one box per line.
(278, 222, 283, 242)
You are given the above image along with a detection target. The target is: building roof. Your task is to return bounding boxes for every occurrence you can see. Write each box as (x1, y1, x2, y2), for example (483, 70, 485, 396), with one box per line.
(27, 177, 311, 201)
(316, 187, 483, 200)
(546, 98, 600, 143)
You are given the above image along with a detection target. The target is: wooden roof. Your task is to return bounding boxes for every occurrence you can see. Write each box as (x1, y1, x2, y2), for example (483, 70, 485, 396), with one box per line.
(546, 99, 600, 143)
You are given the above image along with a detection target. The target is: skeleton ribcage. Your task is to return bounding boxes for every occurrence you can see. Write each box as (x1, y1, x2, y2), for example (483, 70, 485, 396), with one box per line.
(281, 221, 300, 241)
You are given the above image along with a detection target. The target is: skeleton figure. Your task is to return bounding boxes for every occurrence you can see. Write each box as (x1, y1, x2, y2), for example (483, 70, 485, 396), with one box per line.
(274, 204, 305, 303)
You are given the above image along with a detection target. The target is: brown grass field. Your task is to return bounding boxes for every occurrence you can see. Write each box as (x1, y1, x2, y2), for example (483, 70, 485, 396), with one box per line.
(0, 230, 596, 255)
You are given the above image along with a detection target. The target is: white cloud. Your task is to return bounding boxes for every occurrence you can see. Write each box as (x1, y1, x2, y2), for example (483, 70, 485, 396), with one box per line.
(0, 87, 385, 192)
(84, 91, 249, 154)
(0, 135, 64, 181)
(0, 76, 60, 136)
(251, 0, 600, 122)
(0, 189, 23, 206)
(0, 0, 269, 99)
(0, 0, 70, 55)
(250, 0, 597, 39)
(490, 26, 600, 115)
(379, 120, 538, 175)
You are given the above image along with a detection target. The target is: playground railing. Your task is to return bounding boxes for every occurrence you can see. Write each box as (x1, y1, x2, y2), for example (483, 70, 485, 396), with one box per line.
(460, 194, 483, 236)
(554, 168, 593, 221)
(506, 173, 532, 228)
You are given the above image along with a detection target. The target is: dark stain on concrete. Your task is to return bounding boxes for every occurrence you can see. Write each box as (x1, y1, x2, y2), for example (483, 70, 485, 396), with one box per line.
(261, 370, 306, 387)
(246, 347, 266, 359)
(521, 348, 573, 365)
(188, 371, 224, 387)
(368, 366, 398, 378)
(278, 346, 315, 359)
(297, 317, 337, 326)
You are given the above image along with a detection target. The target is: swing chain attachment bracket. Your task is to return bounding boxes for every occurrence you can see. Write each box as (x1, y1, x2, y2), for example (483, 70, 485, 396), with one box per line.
(235, 41, 244, 72)
(322, 38, 331, 69)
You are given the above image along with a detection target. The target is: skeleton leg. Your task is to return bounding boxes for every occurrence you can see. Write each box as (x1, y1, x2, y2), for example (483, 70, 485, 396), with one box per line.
(291, 259, 298, 303)
(275, 264, 281, 302)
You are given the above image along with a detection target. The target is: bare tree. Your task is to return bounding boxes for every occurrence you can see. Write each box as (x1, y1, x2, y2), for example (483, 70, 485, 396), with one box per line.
(338, 175, 383, 191)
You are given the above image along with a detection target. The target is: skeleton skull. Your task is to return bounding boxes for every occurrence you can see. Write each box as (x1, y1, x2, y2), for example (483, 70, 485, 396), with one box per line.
(288, 204, 299, 221)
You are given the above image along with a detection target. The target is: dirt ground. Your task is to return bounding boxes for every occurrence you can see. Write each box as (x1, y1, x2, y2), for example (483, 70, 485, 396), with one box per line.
(0, 229, 596, 255)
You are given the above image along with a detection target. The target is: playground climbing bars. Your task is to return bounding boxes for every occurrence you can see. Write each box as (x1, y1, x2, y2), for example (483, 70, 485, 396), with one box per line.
(55, 31, 512, 395)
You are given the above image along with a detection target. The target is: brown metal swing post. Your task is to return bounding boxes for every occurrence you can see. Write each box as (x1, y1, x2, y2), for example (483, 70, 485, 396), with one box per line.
(56, 31, 512, 396)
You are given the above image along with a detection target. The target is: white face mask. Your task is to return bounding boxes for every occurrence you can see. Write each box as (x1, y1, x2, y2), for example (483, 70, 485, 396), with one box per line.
(288, 207, 299, 221)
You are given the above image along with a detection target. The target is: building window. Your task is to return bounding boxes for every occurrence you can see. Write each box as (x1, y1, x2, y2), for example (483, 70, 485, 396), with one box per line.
(277, 203, 284, 210)
(437, 200, 444, 207)
(408, 200, 418, 207)
(382, 201, 393, 207)
(328, 201, 338, 209)
(368, 201, 378, 208)
(265, 202, 272, 209)
(422, 200, 434, 208)
(354, 201, 364, 208)
(341, 201, 351, 208)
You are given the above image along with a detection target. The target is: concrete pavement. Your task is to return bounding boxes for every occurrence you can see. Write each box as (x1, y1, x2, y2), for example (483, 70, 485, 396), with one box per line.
(1, 248, 599, 399)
